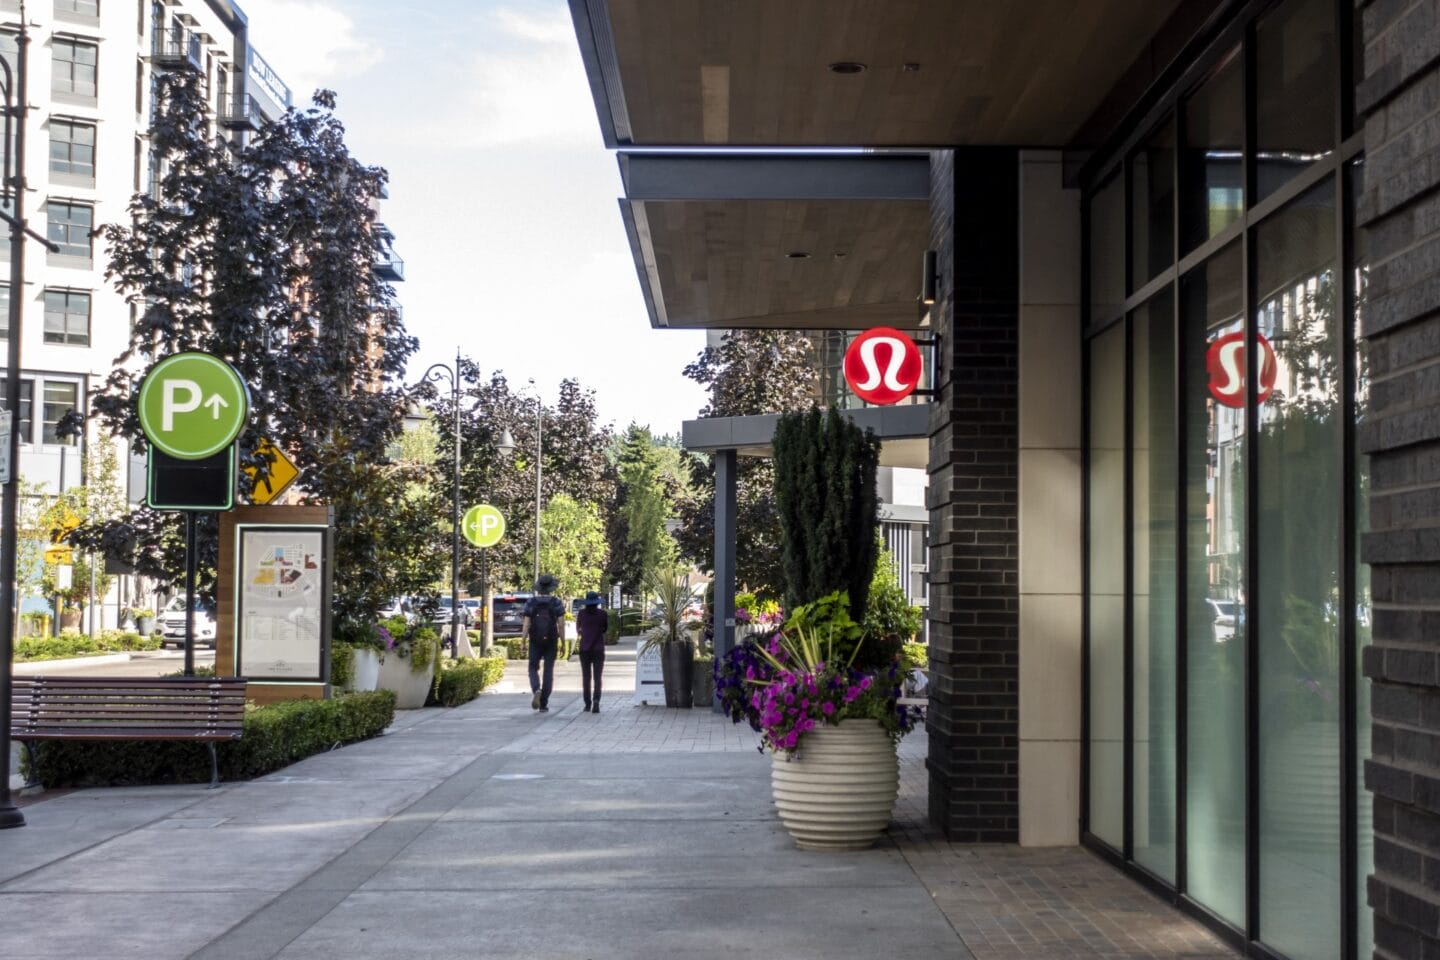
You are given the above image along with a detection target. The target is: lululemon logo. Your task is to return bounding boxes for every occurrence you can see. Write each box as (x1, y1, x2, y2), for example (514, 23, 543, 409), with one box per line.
(844, 327, 923, 405)
(1206, 331, 1277, 409)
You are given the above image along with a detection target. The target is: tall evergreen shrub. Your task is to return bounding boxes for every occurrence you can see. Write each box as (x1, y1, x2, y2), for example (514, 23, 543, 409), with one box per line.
(773, 408, 881, 615)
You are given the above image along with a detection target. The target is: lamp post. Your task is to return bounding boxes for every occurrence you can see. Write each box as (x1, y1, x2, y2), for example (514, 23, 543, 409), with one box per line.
(526, 379, 542, 585)
(1, 5, 60, 830)
(424, 350, 514, 659)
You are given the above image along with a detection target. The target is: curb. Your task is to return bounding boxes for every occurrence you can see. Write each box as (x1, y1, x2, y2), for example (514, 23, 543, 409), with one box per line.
(13, 652, 136, 674)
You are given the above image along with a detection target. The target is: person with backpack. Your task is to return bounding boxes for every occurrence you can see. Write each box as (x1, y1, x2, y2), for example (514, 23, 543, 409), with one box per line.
(575, 591, 608, 713)
(523, 573, 566, 712)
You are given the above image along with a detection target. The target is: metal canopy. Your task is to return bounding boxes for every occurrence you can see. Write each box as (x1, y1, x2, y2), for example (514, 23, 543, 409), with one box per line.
(682, 403, 931, 468)
(620, 152, 930, 330)
(570, 0, 1182, 149)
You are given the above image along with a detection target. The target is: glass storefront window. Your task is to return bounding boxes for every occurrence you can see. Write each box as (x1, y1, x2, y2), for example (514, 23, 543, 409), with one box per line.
(1132, 288, 1177, 880)
(1183, 242, 1246, 926)
(1091, 174, 1126, 322)
(1132, 120, 1176, 289)
(1089, 321, 1126, 850)
(1255, 180, 1341, 960)
(1181, 50, 1244, 254)
(1255, 0, 1338, 202)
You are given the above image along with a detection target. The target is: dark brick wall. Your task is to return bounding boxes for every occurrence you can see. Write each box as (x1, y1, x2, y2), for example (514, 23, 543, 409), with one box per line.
(1358, 2, 1440, 958)
(926, 148, 1022, 842)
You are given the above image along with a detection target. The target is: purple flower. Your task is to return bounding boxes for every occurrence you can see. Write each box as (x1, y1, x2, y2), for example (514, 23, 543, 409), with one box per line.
(822, 702, 835, 716)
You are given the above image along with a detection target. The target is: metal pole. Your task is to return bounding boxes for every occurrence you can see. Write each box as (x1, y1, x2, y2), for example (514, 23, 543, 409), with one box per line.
(533, 394, 541, 585)
(0, 12, 31, 827)
(184, 511, 196, 677)
(450, 350, 461, 659)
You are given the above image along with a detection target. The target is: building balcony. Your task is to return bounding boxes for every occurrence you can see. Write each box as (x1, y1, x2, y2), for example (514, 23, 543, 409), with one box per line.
(374, 251, 405, 282)
(151, 27, 203, 73)
(217, 95, 261, 130)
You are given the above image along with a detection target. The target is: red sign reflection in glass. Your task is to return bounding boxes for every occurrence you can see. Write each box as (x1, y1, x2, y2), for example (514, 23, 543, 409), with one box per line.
(1206, 331, 1277, 408)
(844, 327, 924, 405)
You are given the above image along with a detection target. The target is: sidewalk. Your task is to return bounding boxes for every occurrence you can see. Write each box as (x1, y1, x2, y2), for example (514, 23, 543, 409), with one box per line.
(0, 645, 1235, 959)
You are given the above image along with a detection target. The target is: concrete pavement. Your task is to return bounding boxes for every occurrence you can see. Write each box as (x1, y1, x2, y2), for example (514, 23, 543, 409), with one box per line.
(0, 644, 1234, 959)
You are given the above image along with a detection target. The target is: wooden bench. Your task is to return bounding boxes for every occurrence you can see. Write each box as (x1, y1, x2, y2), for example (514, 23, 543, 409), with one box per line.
(11, 676, 248, 788)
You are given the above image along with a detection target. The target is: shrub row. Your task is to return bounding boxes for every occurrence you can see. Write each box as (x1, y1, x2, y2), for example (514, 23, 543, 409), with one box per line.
(430, 656, 506, 707)
(28, 690, 397, 788)
(16, 630, 162, 662)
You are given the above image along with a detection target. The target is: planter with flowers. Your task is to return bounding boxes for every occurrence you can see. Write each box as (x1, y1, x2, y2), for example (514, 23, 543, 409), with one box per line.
(738, 611, 921, 851)
(375, 616, 440, 709)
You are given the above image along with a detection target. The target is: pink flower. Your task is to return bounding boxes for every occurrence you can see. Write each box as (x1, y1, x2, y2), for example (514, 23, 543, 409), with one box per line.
(822, 702, 835, 716)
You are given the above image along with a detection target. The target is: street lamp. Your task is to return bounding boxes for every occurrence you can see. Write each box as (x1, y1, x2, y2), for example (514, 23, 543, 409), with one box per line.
(526, 379, 542, 585)
(424, 350, 514, 660)
(0, 4, 60, 831)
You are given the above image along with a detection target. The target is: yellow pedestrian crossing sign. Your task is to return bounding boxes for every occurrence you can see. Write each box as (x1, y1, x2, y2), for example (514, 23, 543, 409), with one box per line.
(244, 439, 300, 505)
(44, 546, 72, 565)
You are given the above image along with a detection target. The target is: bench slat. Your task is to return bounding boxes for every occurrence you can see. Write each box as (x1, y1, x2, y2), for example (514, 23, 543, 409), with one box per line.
(10, 676, 249, 745)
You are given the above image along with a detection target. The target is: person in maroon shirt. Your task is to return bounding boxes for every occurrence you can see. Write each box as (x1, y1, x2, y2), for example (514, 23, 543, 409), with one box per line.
(575, 591, 609, 713)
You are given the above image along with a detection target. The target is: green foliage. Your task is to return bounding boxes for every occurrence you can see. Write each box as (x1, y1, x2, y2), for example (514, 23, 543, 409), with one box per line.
(330, 642, 357, 689)
(783, 591, 863, 663)
(538, 494, 607, 601)
(430, 656, 506, 706)
(15, 631, 160, 662)
(900, 643, 929, 674)
(773, 407, 881, 616)
(639, 565, 702, 652)
(27, 691, 397, 787)
(494, 637, 528, 660)
(608, 424, 678, 591)
(863, 543, 923, 642)
(380, 617, 440, 674)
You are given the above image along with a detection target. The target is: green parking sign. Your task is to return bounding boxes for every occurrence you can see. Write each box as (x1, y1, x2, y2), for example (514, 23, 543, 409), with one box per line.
(137, 353, 250, 460)
(463, 504, 505, 547)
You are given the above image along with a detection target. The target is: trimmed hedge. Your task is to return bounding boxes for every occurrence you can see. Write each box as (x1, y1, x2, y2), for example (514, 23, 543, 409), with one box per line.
(16, 630, 162, 662)
(429, 656, 506, 707)
(27, 690, 397, 788)
(494, 637, 528, 660)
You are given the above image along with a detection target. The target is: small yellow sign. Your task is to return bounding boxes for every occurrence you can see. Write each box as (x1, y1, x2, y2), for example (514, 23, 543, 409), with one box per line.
(244, 439, 300, 505)
(44, 546, 73, 566)
(50, 505, 81, 543)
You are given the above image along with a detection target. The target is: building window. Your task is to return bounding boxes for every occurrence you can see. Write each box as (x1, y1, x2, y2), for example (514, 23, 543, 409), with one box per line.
(47, 201, 92, 259)
(0, 376, 33, 442)
(52, 38, 98, 99)
(0, 285, 9, 338)
(43, 289, 90, 345)
(56, 1, 100, 16)
(42, 380, 78, 444)
(49, 119, 95, 178)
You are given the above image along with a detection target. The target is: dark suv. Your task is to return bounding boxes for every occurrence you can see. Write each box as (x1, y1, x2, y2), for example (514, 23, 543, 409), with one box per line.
(493, 594, 532, 637)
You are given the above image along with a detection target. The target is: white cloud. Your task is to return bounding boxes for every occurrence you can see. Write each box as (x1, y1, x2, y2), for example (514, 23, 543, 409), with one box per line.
(456, 6, 600, 146)
(235, 0, 383, 98)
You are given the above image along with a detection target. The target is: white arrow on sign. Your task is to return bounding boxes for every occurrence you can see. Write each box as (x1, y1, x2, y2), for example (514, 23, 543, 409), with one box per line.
(204, 394, 229, 419)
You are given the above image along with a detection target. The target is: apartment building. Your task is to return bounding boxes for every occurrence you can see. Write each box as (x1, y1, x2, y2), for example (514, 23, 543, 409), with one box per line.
(1, 0, 291, 501)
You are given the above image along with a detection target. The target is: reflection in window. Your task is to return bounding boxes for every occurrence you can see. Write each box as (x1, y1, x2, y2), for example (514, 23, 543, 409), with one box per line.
(1184, 242, 1246, 926)
(1255, 181, 1340, 960)
(1131, 120, 1176, 288)
(1089, 322, 1126, 850)
(49, 120, 96, 178)
(44, 289, 90, 345)
(1090, 174, 1125, 321)
(47, 201, 92, 258)
(52, 38, 98, 98)
(1132, 288, 1177, 881)
(1181, 51, 1244, 253)
(1256, 0, 1338, 202)
(42, 381, 78, 445)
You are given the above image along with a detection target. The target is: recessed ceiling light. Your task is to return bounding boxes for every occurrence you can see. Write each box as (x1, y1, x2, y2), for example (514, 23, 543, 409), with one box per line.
(786, 251, 811, 260)
(832, 252, 848, 261)
(827, 61, 866, 75)
(902, 62, 921, 73)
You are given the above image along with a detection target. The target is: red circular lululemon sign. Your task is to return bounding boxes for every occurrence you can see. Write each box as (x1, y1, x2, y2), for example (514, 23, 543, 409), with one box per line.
(844, 327, 923, 405)
(1206, 331, 1277, 408)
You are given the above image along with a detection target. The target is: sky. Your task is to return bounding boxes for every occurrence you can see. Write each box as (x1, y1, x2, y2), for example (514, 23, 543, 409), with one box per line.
(236, 0, 710, 436)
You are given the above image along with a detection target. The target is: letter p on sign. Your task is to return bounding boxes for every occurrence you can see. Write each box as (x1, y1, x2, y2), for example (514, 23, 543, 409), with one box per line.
(162, 380, 202, 431)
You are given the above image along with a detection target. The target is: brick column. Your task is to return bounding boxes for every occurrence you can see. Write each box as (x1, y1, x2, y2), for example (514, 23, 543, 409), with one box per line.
(926, 148, 1022, 841)
(1357, 2, 1440, 956)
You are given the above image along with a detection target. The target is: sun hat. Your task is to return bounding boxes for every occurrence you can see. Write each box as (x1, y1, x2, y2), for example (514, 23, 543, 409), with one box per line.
(535, 573, 559, 593)
(582, 591, 603, 606)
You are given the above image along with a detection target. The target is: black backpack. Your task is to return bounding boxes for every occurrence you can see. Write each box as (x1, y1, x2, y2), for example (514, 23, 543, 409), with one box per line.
(529, 598, 559, 642)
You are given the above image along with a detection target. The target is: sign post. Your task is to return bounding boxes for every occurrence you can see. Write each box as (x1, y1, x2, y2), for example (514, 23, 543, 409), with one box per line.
(137, 353, 250, 675)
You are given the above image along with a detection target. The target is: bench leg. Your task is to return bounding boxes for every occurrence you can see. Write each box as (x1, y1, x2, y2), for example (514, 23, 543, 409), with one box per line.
(207, 743, 220, 789)
(21, 741, 39, 788)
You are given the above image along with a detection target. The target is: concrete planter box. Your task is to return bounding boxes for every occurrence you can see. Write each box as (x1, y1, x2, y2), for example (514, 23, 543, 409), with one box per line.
(347, 647, 381, 693)
(771, 719, 899, 851)
(378, 654, 432, 709)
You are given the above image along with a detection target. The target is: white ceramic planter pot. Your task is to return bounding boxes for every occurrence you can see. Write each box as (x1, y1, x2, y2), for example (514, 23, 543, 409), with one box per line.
(770, 719, 899, 851)
(348, 647, 381, 693)
(377, 654, 433, 709)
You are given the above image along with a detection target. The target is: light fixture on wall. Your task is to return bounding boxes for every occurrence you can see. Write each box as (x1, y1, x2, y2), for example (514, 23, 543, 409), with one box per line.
(920, 249, 938, 305)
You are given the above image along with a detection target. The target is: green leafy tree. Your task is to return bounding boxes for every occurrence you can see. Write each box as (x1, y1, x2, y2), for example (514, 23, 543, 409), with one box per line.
(607, 424, 678, 592)
(537, 494, 607, 601)
(772, 407, 881, 615)
(675, 331, 817, 597)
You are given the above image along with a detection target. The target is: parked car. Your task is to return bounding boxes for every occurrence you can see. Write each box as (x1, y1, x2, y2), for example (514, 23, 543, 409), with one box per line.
(493, 593, 532, 637)
(1206, 598, 1238, 644)
(160, 595, 218, 648)
(461, 598, 484, 626)
(379, 596, 416, 623)
(432, 596, 472, 629)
